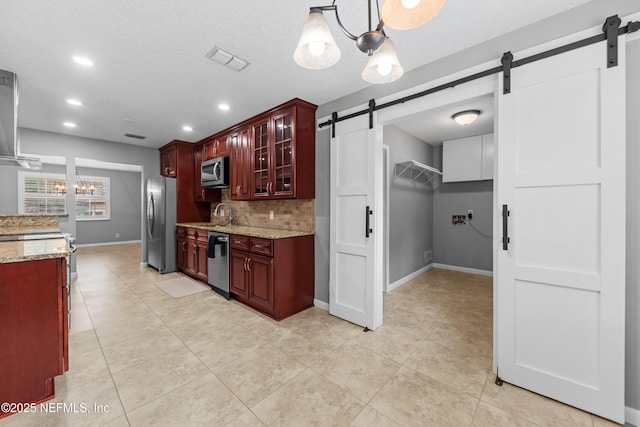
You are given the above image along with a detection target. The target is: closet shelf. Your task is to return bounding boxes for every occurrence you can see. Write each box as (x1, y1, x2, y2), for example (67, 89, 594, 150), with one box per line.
(394, 160, 442, 184)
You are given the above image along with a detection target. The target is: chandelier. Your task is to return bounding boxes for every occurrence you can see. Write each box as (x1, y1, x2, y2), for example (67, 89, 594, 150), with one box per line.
(53, 169, 94, 195)
(294, 0, 445, 84)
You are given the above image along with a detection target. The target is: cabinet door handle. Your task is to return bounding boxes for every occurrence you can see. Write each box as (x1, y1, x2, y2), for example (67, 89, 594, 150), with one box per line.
(182, 241, 187, 250)
(502, 204, 510, 250)
(247, 258, 251, 272)
(201, 189, 205, 199)
(365, 205, 373, 238)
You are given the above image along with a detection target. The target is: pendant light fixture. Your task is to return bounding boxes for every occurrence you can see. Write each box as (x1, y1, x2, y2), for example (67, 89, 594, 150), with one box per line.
(294, 0, 444, 84)
(361, 37, 404, 84)
(381, 0, 446, 31)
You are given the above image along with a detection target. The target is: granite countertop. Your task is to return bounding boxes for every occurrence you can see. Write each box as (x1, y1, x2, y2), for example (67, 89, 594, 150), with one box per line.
(0, 227, 63, 236)
(0, 238, 71, 263)
(176, 222, 315, 239)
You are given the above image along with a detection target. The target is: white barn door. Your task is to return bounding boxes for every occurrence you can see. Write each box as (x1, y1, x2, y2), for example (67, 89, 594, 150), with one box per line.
(330, 114, 383, 330)
(497, 40, 626, 422)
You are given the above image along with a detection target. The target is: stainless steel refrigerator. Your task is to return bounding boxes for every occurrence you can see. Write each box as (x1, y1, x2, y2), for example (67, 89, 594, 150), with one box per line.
(146, 175, 177, 273)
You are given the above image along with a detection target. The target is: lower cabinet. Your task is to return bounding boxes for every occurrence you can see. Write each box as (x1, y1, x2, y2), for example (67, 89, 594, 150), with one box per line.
(176, 226, 207, 281)
(230, 234, 314, 320)
(0, 257, 68, 417)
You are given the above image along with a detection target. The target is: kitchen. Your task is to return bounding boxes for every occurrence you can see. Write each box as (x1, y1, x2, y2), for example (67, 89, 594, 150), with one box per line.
(1, 1, 640, 426)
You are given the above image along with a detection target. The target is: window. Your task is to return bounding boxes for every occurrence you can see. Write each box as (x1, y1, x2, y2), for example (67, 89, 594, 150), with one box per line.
(75, 175, 110, 220)
(18, 172, 67, 215)
(18, 171, 111, 220)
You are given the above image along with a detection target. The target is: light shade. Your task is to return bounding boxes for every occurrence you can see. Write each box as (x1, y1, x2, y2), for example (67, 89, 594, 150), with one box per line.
(294, 10, 341, 70)
(381, 0, 446, 31)
(361, 38, 404, 84)
(452, 110, 480, 125)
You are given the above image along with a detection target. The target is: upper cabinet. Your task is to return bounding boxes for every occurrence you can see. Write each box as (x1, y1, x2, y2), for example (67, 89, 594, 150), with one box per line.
(190, 98, 317, 201)
(203, 135, 228, 160)
(229, 126, 251, 200)
(249, 100, 317, 200)
(158, 140, 211, 223)
(442, 133, 494, 182)
(193, 144, 221, 203)
(160, 144, 177, 177)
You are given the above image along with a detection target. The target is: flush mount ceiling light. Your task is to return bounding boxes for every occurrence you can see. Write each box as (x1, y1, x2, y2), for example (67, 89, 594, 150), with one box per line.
(63, 121, 77, 128)
(218, 104, 230, 111)
(452, 110, 480, 126)
(182, 125, 193, 132)
(66, 99, 83, 106)
(381, 0, 446, 30)
(294, 0, 444, 84)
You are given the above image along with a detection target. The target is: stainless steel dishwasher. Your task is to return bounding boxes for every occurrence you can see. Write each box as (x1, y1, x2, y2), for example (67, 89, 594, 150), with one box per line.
(207, 231, 230, 299)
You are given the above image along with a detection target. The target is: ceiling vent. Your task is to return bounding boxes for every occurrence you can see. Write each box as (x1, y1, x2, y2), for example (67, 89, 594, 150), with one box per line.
(124, 133, 146, 140)
(205, 46, 249, 71)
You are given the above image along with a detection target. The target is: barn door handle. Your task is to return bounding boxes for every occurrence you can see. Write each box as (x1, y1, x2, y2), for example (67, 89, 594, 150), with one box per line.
(502, 204, 510, 250)
(365, 205, 373, 238)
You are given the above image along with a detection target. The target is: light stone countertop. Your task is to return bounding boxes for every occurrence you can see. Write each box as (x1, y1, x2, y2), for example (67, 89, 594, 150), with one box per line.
(176, 222, 314, 239)
(0, 238, 71, 263)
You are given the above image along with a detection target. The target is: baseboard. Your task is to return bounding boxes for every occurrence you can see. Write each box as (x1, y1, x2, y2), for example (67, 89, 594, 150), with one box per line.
(76, 240, 141, 248)
(627, 406, 640, 426)
(314, 299, 329, 311)
(388, 264, 433, 292)
(432, 263, 493, 277)
(70, 272, 78, 279)
(140, 262, 149, 267)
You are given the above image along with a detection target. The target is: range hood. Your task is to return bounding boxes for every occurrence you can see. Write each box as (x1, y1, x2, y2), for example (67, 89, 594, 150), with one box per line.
(0, 70, 41, 169)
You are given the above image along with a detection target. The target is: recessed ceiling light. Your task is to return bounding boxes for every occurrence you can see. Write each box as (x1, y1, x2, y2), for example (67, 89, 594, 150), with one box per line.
(66, 99, 83, 106)
(73, 56, 94, 67)
(218, 104, 230, 111)
(63, 122, 77, 128)
(182, 125, 193, 132)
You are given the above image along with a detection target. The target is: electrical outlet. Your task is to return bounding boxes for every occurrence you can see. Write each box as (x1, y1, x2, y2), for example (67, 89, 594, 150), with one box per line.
(467, 209, 473, 219)
(424, 250, 433, 263)
(269, 210, 274, 220)
(115, 233, 120, 238)
(220, 210, 225, 217)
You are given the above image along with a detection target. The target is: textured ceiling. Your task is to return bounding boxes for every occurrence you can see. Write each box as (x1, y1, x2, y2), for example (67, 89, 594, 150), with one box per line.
(0, 0, 594, 149)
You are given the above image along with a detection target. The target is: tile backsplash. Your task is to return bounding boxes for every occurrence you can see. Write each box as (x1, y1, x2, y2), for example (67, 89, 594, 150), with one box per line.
(210, 190, 314, 232)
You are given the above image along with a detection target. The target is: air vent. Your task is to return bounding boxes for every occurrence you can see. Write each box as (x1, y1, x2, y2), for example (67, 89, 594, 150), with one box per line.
(205, 46, 249, 71)
(124, 133, 146, 140)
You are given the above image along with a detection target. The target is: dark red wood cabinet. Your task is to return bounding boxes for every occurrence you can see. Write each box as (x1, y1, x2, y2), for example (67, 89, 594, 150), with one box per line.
(249, 100, 316, 200)
(160, 144, 177, 177)
(158, 140, 211, 223)
(229, 234, 314, 321)
(203, 136, 228, 160)
(176, 226, 208, 281)
(0, 258, 68, 418)
(229, 126, 251, 200)
(193, 144, 221, 203)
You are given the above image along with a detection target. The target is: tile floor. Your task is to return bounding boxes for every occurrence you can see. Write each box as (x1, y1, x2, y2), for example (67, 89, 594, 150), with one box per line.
(1, 243, 622, 426)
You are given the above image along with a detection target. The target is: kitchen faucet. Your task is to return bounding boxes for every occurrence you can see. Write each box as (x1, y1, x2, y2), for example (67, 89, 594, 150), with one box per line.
(213, 203, 233, 226)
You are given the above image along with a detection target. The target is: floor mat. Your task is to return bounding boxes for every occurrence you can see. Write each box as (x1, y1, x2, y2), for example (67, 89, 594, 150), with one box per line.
(154, 276, 211, 298)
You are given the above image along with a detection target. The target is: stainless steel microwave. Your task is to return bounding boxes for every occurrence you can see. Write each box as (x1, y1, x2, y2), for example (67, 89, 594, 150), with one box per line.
(201, 156, 229, 188)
